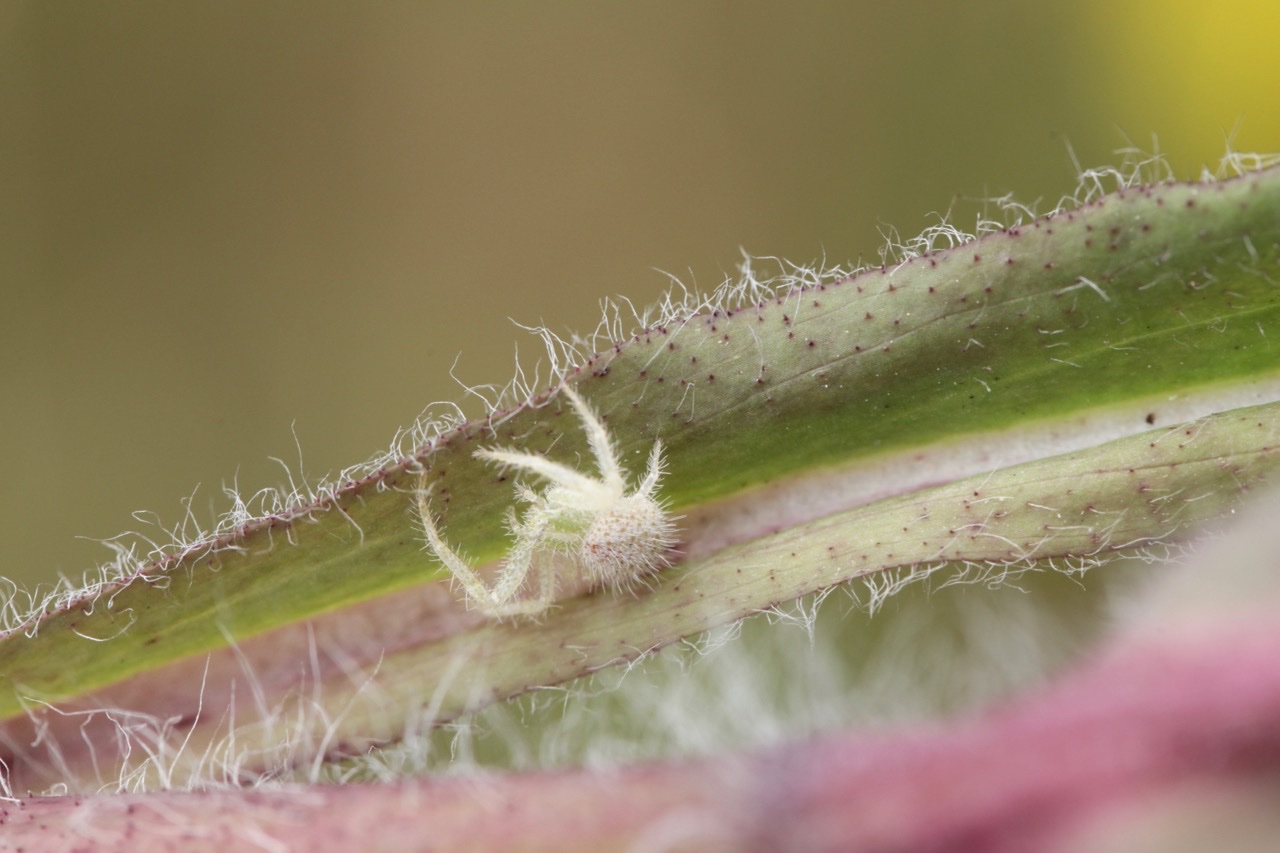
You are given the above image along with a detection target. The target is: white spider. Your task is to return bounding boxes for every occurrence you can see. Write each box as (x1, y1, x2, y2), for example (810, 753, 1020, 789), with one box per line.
(417, 386, 677, 617)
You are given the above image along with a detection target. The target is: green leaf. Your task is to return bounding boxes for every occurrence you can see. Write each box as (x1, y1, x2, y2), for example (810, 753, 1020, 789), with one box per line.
(2, 166, 1278, 790)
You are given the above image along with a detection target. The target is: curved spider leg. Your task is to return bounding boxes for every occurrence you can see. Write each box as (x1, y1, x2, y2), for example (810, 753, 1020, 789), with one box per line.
(416, 490, 496, 609)
(482, 501, 555, 611)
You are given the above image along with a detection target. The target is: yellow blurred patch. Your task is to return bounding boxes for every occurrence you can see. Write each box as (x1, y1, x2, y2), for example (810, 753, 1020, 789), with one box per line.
(1086, 0, 1280, 172)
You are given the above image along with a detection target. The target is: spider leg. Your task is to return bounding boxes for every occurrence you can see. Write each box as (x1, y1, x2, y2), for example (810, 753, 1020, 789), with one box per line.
(417, 490, 504, 610)
(636, 438, 667, 497)
(560, 386, 625, 487)
(530, 547, 560, 613)
(475, 447, 598, 494)
(482, 501, 554, 611)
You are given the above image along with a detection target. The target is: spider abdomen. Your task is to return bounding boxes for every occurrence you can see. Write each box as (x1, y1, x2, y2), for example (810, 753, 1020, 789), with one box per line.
(581, 495, 676, 589)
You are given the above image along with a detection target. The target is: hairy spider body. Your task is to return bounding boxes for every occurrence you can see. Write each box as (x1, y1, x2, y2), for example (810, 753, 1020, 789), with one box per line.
(418, 386, 676, 617)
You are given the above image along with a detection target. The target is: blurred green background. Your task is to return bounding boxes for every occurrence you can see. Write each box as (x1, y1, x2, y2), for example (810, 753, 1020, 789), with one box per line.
(2, 2, 1278, 588)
